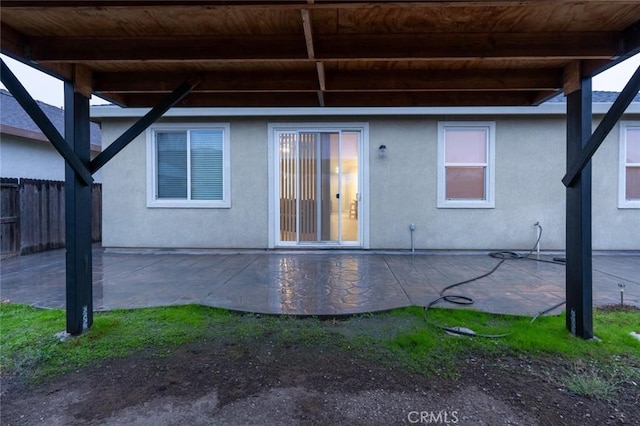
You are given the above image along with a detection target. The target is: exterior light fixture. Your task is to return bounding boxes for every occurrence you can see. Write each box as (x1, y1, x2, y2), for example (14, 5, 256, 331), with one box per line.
(378, 144, 387, 158)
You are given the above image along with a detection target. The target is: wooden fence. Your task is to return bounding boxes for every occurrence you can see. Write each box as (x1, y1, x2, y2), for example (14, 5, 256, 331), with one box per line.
(0, 178, 20, 256)
(0, 178, 102, 257)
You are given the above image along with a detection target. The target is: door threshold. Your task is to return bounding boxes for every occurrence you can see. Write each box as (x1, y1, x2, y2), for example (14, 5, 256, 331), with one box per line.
(274, 245, 363, 250)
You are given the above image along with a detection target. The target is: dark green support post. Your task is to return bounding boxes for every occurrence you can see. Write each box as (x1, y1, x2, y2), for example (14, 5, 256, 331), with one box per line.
(565, 78, 593, 339)
(64, 82, 93, 335)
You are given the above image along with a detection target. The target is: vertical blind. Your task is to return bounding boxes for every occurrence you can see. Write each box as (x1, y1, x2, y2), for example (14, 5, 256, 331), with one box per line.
(156, 130, 224, 200)
(279, 132, 297, 241)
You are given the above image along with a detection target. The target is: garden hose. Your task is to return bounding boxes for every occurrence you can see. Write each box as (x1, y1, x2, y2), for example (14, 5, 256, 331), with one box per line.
(424, 224, 566, 338)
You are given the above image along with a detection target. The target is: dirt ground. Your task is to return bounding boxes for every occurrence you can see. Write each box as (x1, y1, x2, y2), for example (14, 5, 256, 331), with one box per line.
(1, 334, 638, 426)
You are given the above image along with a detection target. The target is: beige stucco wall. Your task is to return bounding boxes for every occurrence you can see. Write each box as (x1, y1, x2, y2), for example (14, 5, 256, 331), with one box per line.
(100, 114, 639, 251)
(591, 118, 638, 250)
(102, 118, 269, 249)
(367, 116, 568, 250)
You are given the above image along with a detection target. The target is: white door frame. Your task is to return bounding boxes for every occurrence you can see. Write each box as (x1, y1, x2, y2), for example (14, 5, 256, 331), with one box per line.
(268, 122, 369, 248)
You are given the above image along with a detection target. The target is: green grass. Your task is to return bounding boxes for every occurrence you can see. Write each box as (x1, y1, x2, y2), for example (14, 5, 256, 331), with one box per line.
(0, 303, 234, 378)
(383, 306, 640, 380)
(2, 301, 639, 396)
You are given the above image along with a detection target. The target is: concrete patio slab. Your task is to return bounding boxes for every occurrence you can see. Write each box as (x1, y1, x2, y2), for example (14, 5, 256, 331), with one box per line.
(1, 247, 638, 317)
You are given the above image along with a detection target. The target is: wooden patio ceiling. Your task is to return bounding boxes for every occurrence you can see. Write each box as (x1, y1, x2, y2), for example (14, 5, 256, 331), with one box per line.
(2, 1, 640, 108)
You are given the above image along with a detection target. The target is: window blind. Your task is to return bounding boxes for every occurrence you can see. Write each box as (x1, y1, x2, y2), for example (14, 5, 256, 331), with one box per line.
(444, 128, 488, 200)
(626, 128, 640, 200)
(191, 130, 224, 200)
(157, 132, 188, 199)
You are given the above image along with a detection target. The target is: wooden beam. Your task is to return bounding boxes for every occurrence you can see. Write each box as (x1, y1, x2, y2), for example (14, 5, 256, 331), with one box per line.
(323, 91, 542, 107)
(121, 91, 322, 108)
(112, 90, 543, 108)
(94, 68, 561, 94)
(563, 61, 582, 95)
(301, 9, 315, 60)
(532, 90, 561, 105)
(623, 20, 640, 55)
(317, 54, 326, 106)
(582, 59, 616, 78)
(30, 36, 308, 62)
(328, 68, 562, 91)
(316, 62, 326, 92)
(314, 32, 620, 60)
(0, 24, 75, 82)
(28, 32, 619, 62)
(3, 1, 639, 9)
(0, 23, 26, 57)
(301, 8, 325, 106)
(95, 92, 128, 107)
(94, 71, 319, 93)
(73, 64, 93, 98)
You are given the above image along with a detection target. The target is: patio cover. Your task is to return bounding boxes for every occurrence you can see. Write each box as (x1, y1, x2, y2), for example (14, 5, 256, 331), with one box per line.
(2, 1, 640, 338)
(2, 1, 640, 107)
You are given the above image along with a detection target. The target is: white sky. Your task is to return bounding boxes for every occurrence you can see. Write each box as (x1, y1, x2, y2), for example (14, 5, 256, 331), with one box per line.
(1, 53, 639, 108)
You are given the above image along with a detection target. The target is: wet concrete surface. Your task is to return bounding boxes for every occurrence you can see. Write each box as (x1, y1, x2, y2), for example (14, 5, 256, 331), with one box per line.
(1, 246, 638, 316)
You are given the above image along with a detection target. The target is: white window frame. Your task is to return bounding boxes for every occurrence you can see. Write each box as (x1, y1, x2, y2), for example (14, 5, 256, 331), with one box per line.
(437, 121, 496, 209)
(267, 122, 370, 249)
(619, 121, 640, 209)
(146, 123, 231, 208)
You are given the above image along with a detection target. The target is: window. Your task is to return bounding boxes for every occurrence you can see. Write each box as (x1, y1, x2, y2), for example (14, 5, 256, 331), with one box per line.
(619, 122, 640, 208)
(147, 124, 230, 208)
(437, 122, 495, 208)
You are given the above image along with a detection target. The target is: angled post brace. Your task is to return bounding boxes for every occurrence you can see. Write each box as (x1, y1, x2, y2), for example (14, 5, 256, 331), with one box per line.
(90, 79, 200, 173)
(562, 65, 640, 187)
(0, 59, 93, 186)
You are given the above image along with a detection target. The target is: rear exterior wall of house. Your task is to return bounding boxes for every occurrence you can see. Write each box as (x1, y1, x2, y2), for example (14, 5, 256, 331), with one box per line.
(100, 114, 639, 251)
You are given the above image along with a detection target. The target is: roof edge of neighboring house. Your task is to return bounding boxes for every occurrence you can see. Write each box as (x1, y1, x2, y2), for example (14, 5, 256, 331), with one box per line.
(0, 123, 101, 153)
(0, 89, 101, 150)
(90, 98, 640, 120)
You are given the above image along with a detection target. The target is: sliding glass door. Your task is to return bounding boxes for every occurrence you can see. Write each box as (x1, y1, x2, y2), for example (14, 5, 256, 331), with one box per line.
(276, 129, 361, 246)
